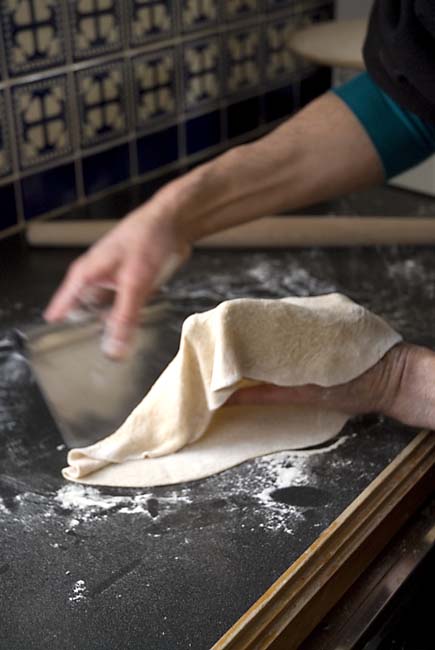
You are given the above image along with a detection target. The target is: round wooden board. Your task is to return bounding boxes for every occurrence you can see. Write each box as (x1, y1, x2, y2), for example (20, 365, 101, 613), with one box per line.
(289, 19, 367, 70)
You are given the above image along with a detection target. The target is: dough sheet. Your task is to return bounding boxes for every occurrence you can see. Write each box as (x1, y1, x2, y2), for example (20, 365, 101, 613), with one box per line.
(62, 294, 401, 487)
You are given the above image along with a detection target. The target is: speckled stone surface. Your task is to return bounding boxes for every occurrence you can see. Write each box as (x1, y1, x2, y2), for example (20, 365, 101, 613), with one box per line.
(1, 185, 434, 650)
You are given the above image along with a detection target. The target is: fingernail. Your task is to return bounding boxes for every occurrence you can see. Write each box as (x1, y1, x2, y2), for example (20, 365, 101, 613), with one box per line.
(65, 307, 90, 324)
(101, 334, 129, 360)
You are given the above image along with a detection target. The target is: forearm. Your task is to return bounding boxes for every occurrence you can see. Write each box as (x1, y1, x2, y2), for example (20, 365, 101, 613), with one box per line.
(146, 92, 384, 241)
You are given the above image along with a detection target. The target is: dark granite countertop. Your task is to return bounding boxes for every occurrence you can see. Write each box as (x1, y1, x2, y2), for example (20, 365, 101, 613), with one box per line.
(1, 184, 434, 650)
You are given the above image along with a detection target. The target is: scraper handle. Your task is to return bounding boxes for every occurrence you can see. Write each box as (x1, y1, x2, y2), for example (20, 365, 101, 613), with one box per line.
(27, 217, 435, 248)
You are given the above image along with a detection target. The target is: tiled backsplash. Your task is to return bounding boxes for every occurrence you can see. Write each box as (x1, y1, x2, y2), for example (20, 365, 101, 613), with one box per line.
(0, 0, 334, 237)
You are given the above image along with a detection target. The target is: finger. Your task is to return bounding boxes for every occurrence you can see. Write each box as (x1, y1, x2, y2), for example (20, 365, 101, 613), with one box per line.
(227, 384, 329, 406)
(44, 261, 88, 321)
(102, 265, 149, 359)
(44, 256, 113, 321)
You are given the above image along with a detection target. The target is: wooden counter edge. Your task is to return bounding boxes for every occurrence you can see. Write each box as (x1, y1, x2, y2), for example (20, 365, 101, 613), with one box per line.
(212, 429, 435, 650)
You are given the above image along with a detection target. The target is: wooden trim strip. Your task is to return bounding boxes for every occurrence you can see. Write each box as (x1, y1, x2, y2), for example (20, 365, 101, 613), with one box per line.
(213, 430, 435, 650)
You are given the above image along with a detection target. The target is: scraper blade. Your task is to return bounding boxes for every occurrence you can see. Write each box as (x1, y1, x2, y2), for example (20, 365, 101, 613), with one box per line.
(16, 303, 181, 449)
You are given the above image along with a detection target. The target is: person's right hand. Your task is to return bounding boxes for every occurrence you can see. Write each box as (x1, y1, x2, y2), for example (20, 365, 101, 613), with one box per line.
(44, 205, 191, 359)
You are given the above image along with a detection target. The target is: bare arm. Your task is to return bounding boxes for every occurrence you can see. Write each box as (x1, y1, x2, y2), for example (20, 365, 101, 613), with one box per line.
(160, 92, 384, 240)
(45, 93, 384, 356)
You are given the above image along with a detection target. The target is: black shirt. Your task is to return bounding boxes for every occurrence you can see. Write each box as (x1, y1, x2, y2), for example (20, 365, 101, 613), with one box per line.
(364, 0, 435, 123)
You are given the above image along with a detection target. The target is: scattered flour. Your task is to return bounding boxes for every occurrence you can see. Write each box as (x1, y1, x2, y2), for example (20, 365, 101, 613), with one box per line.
(0, 351, 29, 384)
(216, 434, 351, 535)
(54, 483, 192, 523)
(387, 258, 425, 283)
(6, 436, 351, 537)
(166, 253, 337, 303)
(69, 579, 87, 603)
(0, 497, 9, 514)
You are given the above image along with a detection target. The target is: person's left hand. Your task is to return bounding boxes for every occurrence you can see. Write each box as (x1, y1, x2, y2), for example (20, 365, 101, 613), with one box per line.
(226, 342, 435, 431)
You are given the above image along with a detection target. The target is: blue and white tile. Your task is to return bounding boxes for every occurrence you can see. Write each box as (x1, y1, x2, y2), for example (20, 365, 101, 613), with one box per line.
(263, 83, 294, 122)
(69, 0, 123, 61)
(82, 142, 130, 196)
(128, 0, 173, 47)
(181, 0, 219, 32)
(132, 49, 176, 130)
(136, 124, 179, 174)
(227, 95, 260, 139)
(13, 74, 72, 170)
(185, 109, 221, 155)
(75, 61, 128, 149)
(0, 91, 12, 177)
(300, 67, 331, 107)
(292, 1, 333, 17)
(225, 28, 261, 96)
(266, 0, 298, 11)
(265, 18, 299, 83)
(225, 0, 258, 21)
(183, 37, 221, 110)
(1, 0, 65, 76)
(22, 161, 76, 219)
(0, 183, 17, 229)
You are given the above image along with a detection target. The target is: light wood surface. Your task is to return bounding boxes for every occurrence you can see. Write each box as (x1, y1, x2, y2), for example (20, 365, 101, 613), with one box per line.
(27, 216, 435, 249)
(289, 19, 367, 70)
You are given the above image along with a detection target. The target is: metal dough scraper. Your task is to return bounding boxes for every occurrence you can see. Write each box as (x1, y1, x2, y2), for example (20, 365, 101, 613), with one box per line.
(15, 302, 182, 449)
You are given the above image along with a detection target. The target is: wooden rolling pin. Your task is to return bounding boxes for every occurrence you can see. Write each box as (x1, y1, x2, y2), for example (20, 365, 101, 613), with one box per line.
(27, 217, 435, 249)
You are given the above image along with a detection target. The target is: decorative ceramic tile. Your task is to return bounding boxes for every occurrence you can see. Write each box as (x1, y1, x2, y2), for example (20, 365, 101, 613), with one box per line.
(184, 37, 221, 110)
(263, 84, 294, 122)
(22, 161, 76, 218)
(225, 0, 258, 21)
(292, 0, 333, 14)
(76, 61, 128, 148)
(265, 0, 293, 9)
(185, 109, 221, 154)
(136, 124, 178, 174)
(0, 92, 12, 177)
(69, 0, 122, 60)
(0, 183, 17, 229)
(265, 18, 299, 82)
(128, 0, 173, 46)
(181, 0, 219, 32)
(132, 49, 176, 129)
(300, 67, 331, 106)
(13, 75, 72, 170)
(308, 3, 334, 23)
(82, 142, 130, 195)
(0, 0, 333, 230)
(227, 95, 260, 138)
(1, 0, 65, 76)
(226, 28, 260, 95)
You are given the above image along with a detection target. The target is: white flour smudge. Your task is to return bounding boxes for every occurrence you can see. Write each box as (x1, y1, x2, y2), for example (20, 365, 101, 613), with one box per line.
(0, 497, 10, 514)
(54, 483, 192, 523)
(0, 351, 29, 384)
(387, 258, 426, 283)
(69, 579, 87, 603)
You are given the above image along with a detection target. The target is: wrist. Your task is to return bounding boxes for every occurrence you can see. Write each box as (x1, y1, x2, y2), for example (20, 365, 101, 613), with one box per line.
(146, 147, 246, 242)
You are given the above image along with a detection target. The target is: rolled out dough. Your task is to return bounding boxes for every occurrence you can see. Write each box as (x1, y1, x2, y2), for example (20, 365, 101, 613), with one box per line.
(63, 294, 401, 487)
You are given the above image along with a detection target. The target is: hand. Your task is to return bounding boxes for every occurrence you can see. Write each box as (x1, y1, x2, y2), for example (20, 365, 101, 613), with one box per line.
(227, 343, 435, 431)
(44, 205, 190, 359)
